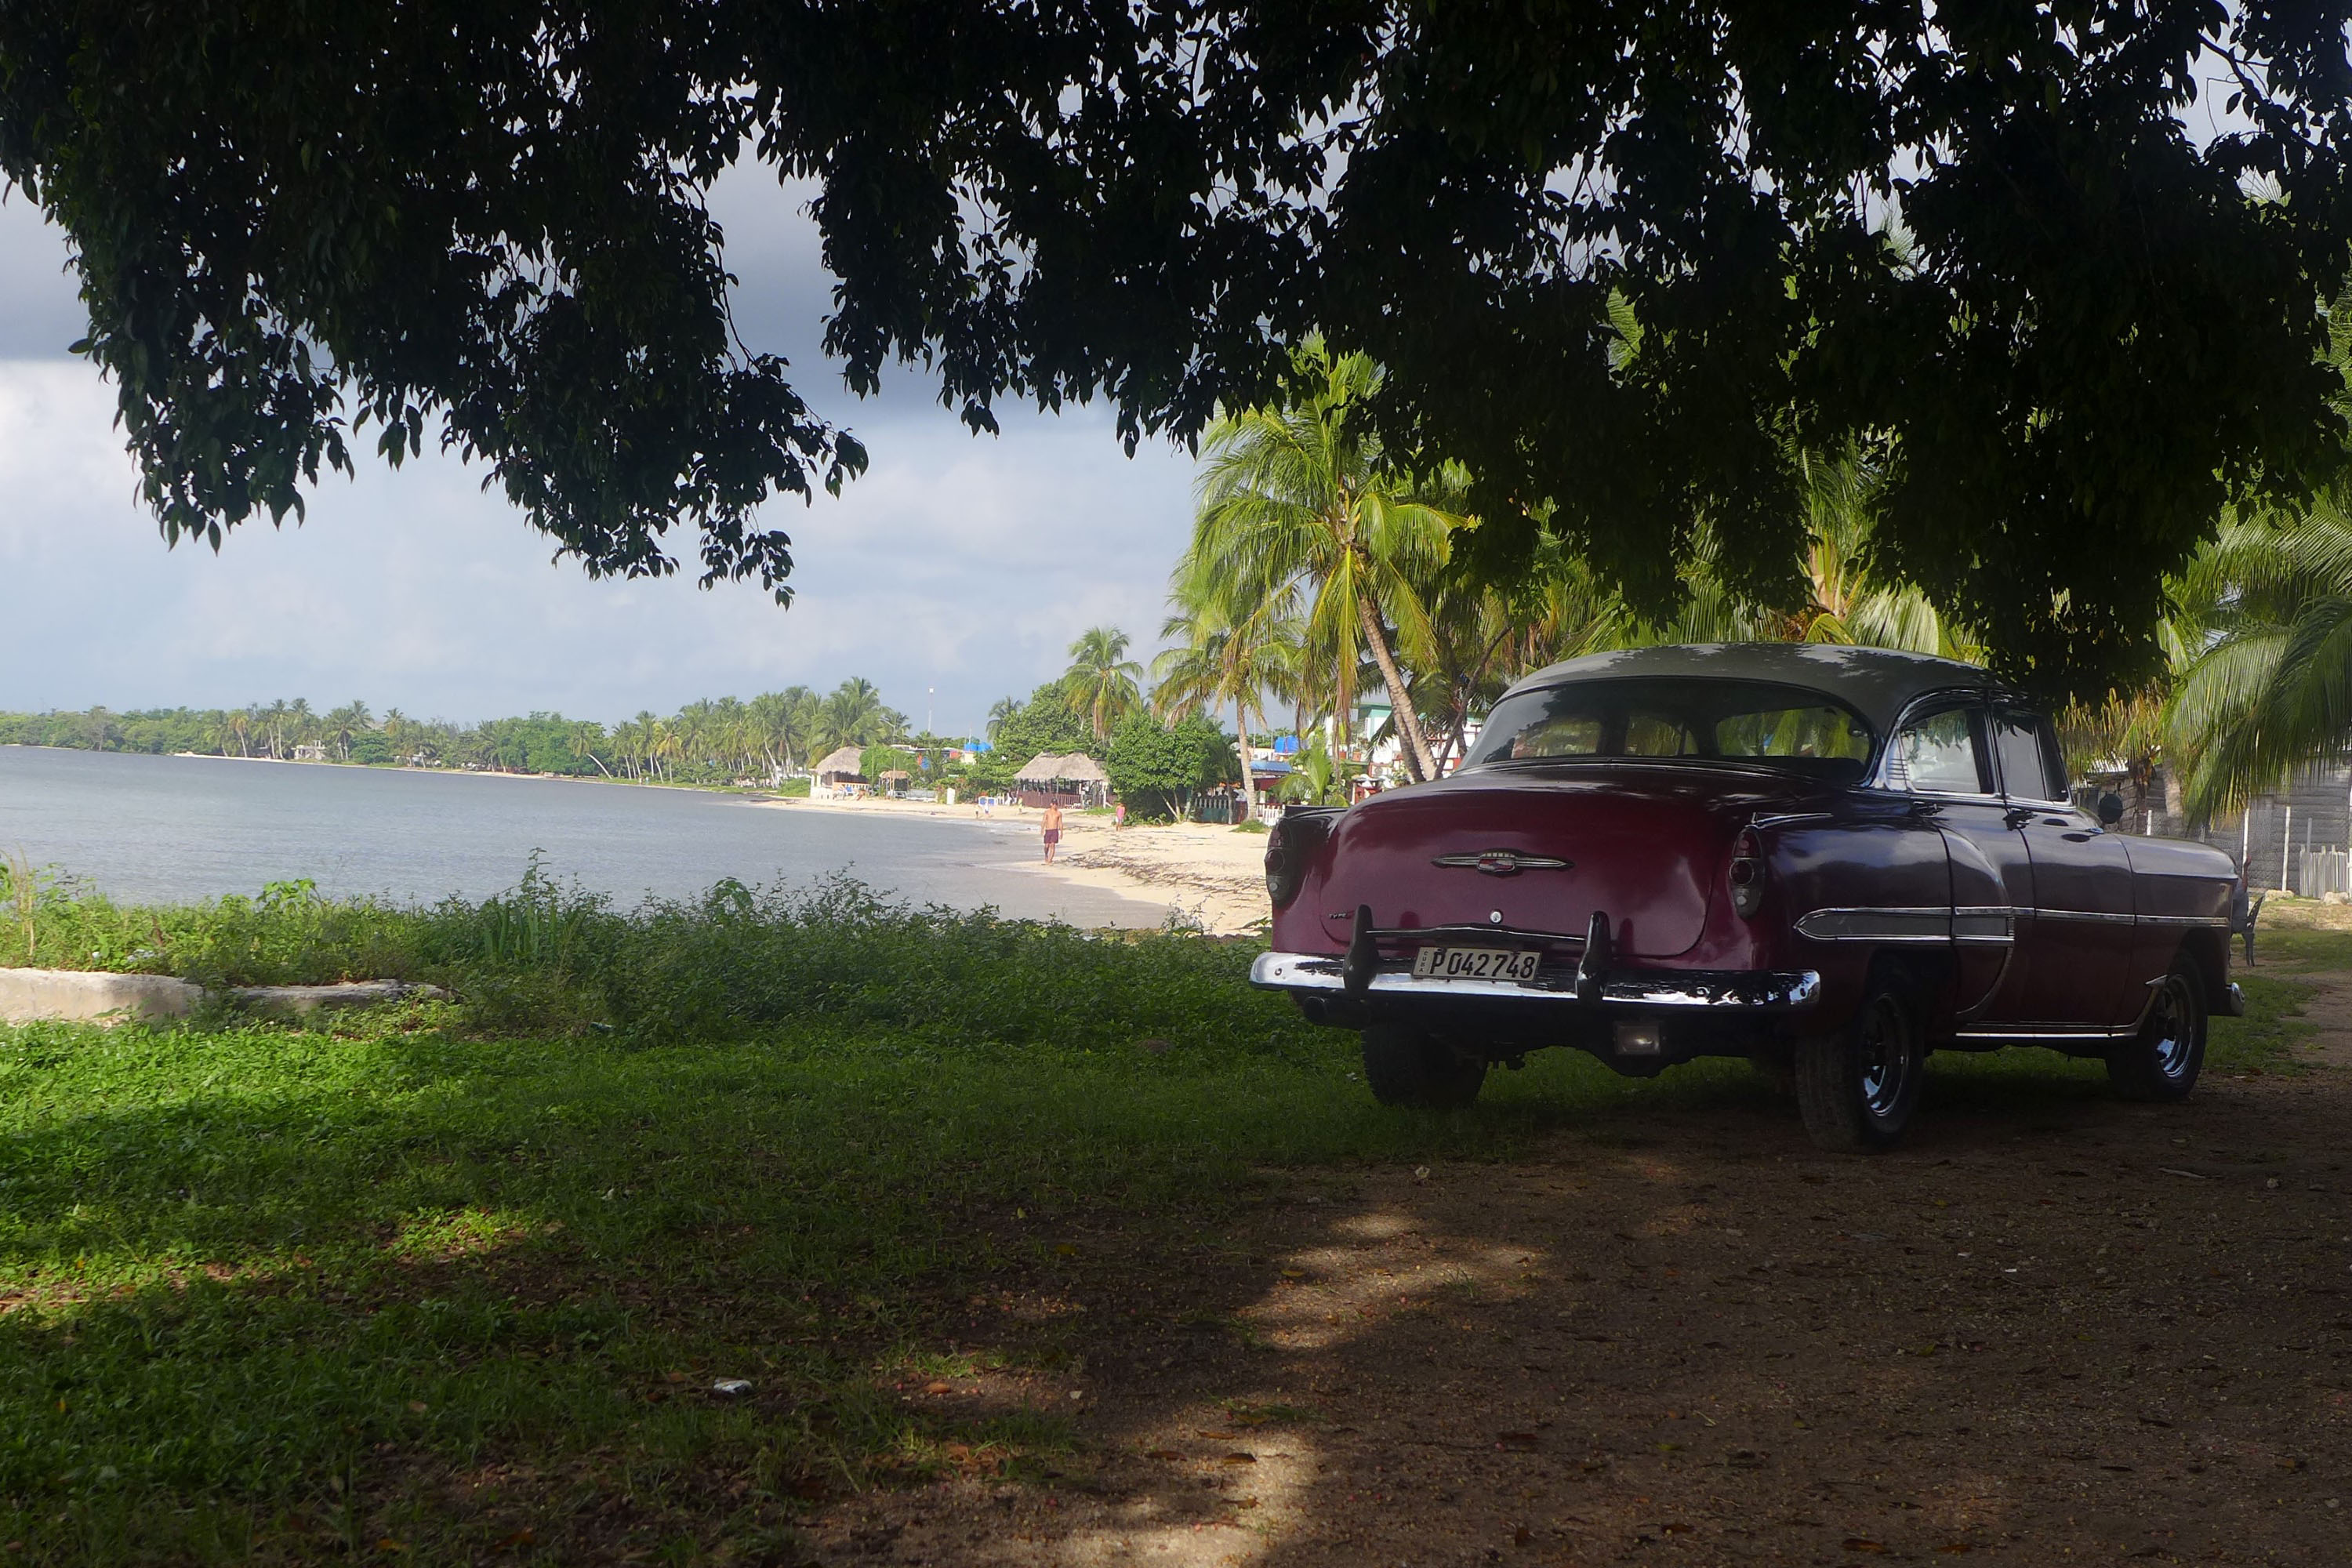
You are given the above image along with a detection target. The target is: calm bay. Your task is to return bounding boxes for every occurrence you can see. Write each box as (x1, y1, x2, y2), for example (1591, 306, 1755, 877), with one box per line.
(0, 746, 1162, 924)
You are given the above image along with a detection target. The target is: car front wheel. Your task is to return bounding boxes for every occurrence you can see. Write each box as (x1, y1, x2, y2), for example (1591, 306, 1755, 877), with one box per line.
(1361, 1023, 1487, 1109)
(1795, 984, 1926, 1152)
(2108, 961, 2206, 1103)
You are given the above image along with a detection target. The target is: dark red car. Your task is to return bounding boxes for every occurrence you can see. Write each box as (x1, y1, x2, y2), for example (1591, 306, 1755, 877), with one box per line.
(1253, 644, 2243, 1150)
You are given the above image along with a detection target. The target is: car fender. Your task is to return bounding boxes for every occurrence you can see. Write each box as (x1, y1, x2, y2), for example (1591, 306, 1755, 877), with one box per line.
(1769, 811, 1955, 1031)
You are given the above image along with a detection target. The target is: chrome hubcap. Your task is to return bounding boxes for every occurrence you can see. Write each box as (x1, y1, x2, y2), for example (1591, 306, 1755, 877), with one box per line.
(1857, 996, 1912, 1118)
(2147, 978, 2194, 1080)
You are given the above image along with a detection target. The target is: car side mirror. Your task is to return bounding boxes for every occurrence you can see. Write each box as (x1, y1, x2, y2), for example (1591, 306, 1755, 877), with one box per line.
(2097, 793, 2125, 827)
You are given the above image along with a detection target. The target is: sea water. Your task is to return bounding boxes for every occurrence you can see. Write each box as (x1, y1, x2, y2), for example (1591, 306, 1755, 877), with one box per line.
(0, 746, 1158, 924)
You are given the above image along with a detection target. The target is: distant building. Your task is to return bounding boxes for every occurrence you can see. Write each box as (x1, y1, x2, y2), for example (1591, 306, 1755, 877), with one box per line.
(2092, 760, 2352, 896)
(812, 746, 867, 792)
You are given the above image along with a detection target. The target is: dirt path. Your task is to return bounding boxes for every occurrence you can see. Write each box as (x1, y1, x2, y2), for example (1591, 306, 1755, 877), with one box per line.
(807, 980, 2352, 1566)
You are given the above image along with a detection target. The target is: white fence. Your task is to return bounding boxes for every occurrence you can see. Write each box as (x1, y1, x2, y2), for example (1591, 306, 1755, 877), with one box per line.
(2296, 847, 2352, 898)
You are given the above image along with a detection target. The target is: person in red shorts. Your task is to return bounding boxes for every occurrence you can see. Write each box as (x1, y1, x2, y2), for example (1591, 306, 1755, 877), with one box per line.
(1041, 800, 1063, 863)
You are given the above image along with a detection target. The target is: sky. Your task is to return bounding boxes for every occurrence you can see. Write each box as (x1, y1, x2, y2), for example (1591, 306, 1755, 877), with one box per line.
(0, 171, 1200, 738)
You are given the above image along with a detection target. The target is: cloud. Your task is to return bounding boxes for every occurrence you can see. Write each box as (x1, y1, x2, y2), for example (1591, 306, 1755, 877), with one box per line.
(0, 190, 85, 358)
(0, 180, 1201, 732)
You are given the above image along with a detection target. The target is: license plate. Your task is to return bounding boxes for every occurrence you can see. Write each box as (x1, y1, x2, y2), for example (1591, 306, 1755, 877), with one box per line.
(1410, 946, 1541, 982)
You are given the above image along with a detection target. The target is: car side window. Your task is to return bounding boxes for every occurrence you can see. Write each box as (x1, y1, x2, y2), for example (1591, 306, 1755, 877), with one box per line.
(1992, 711, 2066, 802)
(1624, 713, 1698, 756)
(1508, 715, 1602, 757)
(1890, 706, 1989, 794)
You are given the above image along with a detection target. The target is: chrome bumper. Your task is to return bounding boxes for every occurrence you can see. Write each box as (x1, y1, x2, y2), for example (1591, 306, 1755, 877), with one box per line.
(1249, 951, 1820, 1010)
(2224, 981, 2246, 1018)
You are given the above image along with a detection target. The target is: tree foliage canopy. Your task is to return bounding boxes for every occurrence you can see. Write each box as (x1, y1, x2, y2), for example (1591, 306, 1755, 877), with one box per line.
(1105, 710, 1238, 821)
(9, 2, 2352, 687)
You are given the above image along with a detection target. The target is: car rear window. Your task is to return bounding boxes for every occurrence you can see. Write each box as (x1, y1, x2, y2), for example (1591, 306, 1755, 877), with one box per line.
(1466, 678, 1877, 782)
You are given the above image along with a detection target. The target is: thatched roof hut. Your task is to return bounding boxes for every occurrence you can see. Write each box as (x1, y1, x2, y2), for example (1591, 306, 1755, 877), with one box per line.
(1015, 750, 1112, 804)
(813, 745, 866, 782)
(1014, 753, 1072, 786)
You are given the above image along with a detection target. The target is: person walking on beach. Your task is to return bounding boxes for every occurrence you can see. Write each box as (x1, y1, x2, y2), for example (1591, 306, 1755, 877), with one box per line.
(1041, 801, 1063, 864)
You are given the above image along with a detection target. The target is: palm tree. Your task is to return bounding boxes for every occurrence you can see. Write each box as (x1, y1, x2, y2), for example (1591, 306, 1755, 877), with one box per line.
(650, 718, 681, 782)
(1154, 584, 1301, 820)
(2154, 286, 2352, 822)
(1062, 626, 1145, 742)
(985, 696, 1019, 742)
(1777, 445, 1981, 659)
(1189, 337, 1460, 781)
(324, 700, 372, 761)
(629, 710, 662, 780)
(816, 678, 889, 754)
(746, 686, 817, 777)
(2162, 499, 2352, 819)
(568, 720, 612, 776)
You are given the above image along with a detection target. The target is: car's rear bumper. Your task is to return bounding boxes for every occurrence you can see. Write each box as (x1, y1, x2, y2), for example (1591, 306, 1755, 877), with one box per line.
(1249, 951, 1820, 1011)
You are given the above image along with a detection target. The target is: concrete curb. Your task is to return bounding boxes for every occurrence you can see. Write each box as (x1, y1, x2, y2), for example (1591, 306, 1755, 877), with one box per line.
(0, 969, 447, 1025)
(0, 968, 201, 1024)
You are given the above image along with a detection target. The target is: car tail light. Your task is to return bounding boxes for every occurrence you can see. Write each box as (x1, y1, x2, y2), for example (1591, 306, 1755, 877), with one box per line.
(1265, 808, 1336, 909)
(1728, 826, 1765, 918)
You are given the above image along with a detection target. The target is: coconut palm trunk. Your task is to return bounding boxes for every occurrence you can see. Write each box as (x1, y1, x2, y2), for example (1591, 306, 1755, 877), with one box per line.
(1356, 593, 1438, 781)
(1233, 696, 1259, 821)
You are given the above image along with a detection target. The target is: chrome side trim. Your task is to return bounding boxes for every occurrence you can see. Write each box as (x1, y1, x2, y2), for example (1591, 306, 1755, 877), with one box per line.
(1951, 906, 2016, 945)
(1799, 903, 2227, 942)
(1951, 1023, 2139, 1042)
(1248, 952, 1820, 1010)
(1795, 906, 1951, 942)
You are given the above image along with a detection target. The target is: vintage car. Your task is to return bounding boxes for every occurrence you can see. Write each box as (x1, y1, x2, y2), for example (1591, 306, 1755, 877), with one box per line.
(1251, 643, 2245, 1151)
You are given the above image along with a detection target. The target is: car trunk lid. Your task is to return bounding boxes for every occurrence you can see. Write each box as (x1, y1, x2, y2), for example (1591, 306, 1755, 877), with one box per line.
(1316, 764, 1830, 960)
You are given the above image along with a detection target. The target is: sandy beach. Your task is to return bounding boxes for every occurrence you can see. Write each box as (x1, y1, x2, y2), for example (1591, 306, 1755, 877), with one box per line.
(751, 792, 1271, 933)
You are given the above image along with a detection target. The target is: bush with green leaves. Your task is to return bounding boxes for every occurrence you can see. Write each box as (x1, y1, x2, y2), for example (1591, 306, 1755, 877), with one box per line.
(1105, 712, 1238, 821)
(0, 865, 1290, 1056)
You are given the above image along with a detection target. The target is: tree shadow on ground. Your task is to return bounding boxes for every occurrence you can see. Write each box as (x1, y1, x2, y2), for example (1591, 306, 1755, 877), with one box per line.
(3, 993, 2346, 1565)
(804, 1007, 2352, 1567)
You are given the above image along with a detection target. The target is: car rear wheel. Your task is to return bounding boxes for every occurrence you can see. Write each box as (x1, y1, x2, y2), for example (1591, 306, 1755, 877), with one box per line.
(2107, 960, 2205, 1103)
(1795, 984, 1925, 1152)
(1361, 1023, 1487, 1109)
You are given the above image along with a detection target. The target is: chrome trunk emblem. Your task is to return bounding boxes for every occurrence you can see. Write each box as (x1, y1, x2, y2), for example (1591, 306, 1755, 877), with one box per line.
(1431, 850, 1571, 877)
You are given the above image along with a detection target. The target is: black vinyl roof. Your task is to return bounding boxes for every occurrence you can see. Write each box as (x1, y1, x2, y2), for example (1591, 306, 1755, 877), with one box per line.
(1501, 643, 1999, 735)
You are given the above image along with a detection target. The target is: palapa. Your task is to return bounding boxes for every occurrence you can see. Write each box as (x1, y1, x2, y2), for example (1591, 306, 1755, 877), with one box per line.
(1014, 753, 1071, 786)
(812, 745, 867, 781)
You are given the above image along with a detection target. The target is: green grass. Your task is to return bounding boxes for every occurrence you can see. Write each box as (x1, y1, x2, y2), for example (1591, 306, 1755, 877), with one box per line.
(0, 884, 2336, 1561)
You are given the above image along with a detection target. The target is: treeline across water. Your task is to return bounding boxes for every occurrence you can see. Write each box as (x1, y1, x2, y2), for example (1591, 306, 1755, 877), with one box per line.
(0, 664, 1261, 815)
(0, 681, 916, 786)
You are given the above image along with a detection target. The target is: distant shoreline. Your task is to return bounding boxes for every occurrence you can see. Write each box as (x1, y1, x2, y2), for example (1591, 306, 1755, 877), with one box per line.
(5, 742, 1266, 931)
(753, 792, 1268, 934)
(19, 742, 771, 797)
